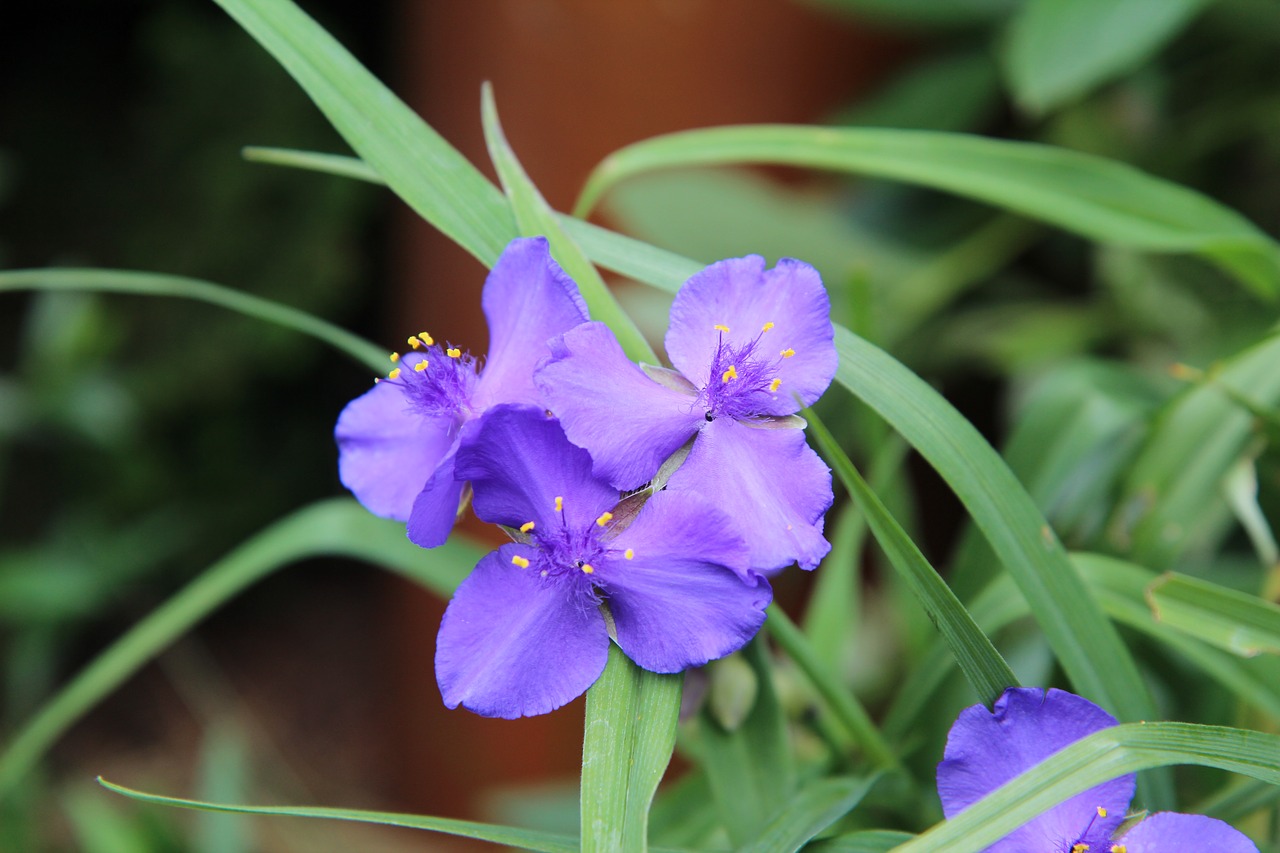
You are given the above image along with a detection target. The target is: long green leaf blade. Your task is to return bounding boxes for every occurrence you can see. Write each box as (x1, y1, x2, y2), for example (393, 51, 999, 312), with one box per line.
(574, 126, 1280, 297)
(1147, 572, 1280, 657)
(0, 268, 386, 372)
(737, 776, 877, 853)
(99, 778, 580, 852)
(0, 499, 481, 798)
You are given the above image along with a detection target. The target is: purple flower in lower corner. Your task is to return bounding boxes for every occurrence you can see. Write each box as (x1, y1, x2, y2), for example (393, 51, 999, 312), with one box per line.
(537, 255, 837, 573)
(334, 237, 588, 547)
(436, 404, 772, 719)
(938, 687, 1257, 852)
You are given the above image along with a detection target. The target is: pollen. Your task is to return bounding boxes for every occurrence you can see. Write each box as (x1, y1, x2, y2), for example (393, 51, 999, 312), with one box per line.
(769, 378, 782, 392)
(624, 548, 634, 560)
(446, 347, 462, 358)
(419, 332, 434, 345)
(554, 496, 563, 512)
(1096, 807, 1107, 818)
(761, 321, 775, 332)
(780, 348, 796, 358)
(713, 324, 730, 333)
(722, 364, 738, 383)
(1071, 846, 1089, 853)
(387, 368, 402, 380)
(595, 511, 613, 527)
(389, 352, 400, 362)
(414, 360, 428, 372)
(408, 336, 422, 349)
(1110, 846, 1127, 853)
(581, 563, 594, 574)
(511, 555, 530, 568)
(519, 521, 536, 533)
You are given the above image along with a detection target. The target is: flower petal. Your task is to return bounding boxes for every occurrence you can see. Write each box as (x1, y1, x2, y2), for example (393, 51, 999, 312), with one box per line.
(666, 256, 836, 414)
(537, 321, 706, 490)
(406, 444, 465, 548)
(472, 237, 590, 411)
(937, 687, 1134, 853)
(668, 418, 832, 572)
(455, 404, 618, 531)
(436, 545, 609, 718)
(600, 491, 770, 673)
(334, 374, 455, 521)
(1117, 812, 1257, 852)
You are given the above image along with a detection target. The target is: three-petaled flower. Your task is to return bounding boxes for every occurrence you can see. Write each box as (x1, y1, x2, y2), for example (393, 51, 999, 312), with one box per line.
(436, 405, 772, 718)
(334, 237, 588, 547)
(537, 255, 836, 573)
(938, 687, 1257, 852)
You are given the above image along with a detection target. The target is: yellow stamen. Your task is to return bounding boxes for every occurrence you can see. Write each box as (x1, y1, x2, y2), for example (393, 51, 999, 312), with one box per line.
(387, 368, 401, 380)
(414, 360, 428, 372)
(761, 321, 775, 332)
(780, 348, 796, 358)
(1096, 807, 1107, 818)
(769, 378, 782, 392)
(581, 563, 594, 574)
(1110, 846, 1127, 853)
(389, 352, 400, 362)
(595, 511, 613, 527)
(419, 332, 434, 345)
(519, 521, 536, 533)
(1072, 845, 1090, 853)
(511, 555, 530, 568)
(446, 347, 461, 358)
(722, 364, 738, 383)
(624, 548, 634, 560)
(408, 336, 422, 349)
(554, 496, 563, 512)
(713, 324, 730, 333)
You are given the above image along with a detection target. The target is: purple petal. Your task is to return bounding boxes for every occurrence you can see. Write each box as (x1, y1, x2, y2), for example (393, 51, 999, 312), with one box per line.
(537, 322, 706, 490)
(335, 374, 455, 521)
(472, 237, 590, 411)
(436, 545, 609, 718)
(597, 490, 769, 672)
(667, 418, 832, 572)
(455, 404, 618, 531)
(665, 256, 836, 414)
(937, 687, 1134, 853)
(1117, 812, 1257, 852)
(406, 445, 466, 548)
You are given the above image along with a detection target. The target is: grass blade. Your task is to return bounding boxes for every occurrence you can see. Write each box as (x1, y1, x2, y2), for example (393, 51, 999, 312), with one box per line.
(737, 776, 877, 853)
(1146, 572, 1280, 658)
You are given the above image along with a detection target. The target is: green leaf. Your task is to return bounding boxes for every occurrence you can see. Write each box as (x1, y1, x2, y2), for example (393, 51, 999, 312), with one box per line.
(807, 830, 917, 852)
(0, 268, 386, 372)
(804, 0, 1016, 28)
(806, 408, 1017, 707)
(1003, 0, 1218, 113)
(0, 499, 482, 798)
(580, 644, 682, 853)
(99, 778, 580, 852)
(1146, 572, 1280, 657)
(892, 721, 1280, 853)
(479, 84, 656, 364)
(211, 0, 515, 264)
(574, 126, 1280, 297)
(736, 776, 877, 853)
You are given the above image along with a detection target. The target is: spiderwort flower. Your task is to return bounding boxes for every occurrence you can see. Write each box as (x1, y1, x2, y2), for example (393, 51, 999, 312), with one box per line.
(938, 687, 1257, 852)
(436, 404, 772, 718)
(537, 255, 836, 573)
(334, 237, 588, 547)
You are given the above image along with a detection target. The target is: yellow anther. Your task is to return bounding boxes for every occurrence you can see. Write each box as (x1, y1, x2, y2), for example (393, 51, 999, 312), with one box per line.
(419, 332, 434, 345)
(414, 360, 428, 372)
(624, 548, 634, 560)
(1071, 845, 1090, 853)
(780, 348, 796, 358)
(446, 347, 461, 358)
(769, 378, 782, 392)
(721, 364, 738, 383)
(408, 336, 422, 349)
(389, 352, 400, 362)
(595, 511, 613, 527)
(581, 563, 594, 574)
(387, 368, 402, 380)
(713, 324, 730, 333)
(554, 496, 563, 512)
(511, 555, 530, 568)
(1110, 846, 1127, 853)
(761, 321, 775, 332)
(1097, 807, 1107, 818)
(520, 521, 536, 533)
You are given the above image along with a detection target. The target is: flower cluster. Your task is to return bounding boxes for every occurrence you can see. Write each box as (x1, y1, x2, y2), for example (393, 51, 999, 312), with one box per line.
(335, 237, 835, 717)
(939, 687, 1257, 852)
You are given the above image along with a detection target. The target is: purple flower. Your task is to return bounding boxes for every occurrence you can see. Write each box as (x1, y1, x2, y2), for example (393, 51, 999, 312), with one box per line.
(436, 404, 772, 719)
(938, 687, 1257, 852)
(334, 237, 588, 547)
(537, 255, 836, 573)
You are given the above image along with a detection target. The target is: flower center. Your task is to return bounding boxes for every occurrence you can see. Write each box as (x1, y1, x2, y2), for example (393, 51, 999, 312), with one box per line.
(510, 498, 632, 602)
(382, 333, 480, 422)
(699, 322, 790, 420)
